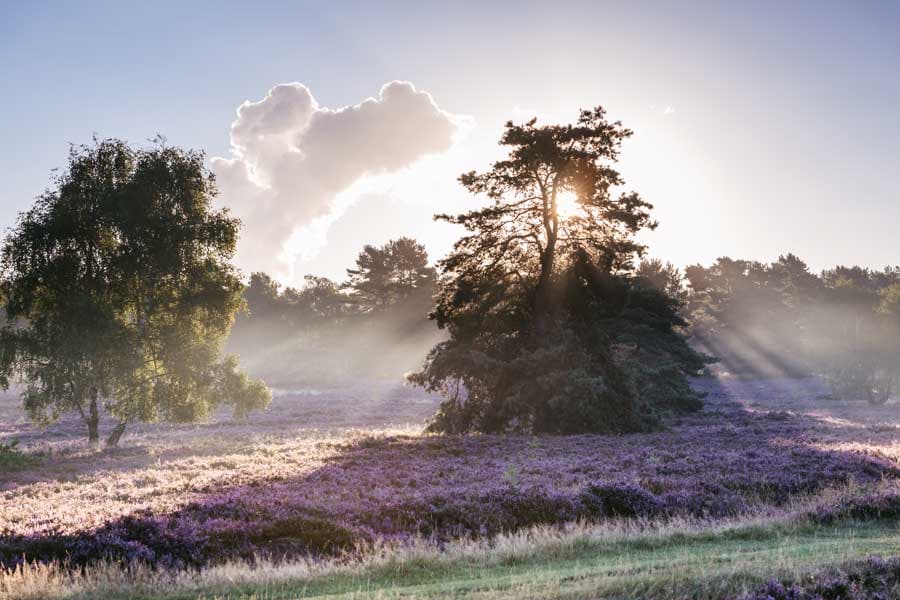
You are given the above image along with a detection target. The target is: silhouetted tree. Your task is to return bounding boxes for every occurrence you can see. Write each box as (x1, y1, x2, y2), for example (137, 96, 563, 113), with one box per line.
(0, 139, 270, 446)
(440, 109, 655, 336)
(636, 258, 686, 302)
(346, 245, 392, 311)
(296, 275, 353, 322)
(410, 108, 708, 434)
(245, 273, 282, 319)
(346, 237, 435, 312)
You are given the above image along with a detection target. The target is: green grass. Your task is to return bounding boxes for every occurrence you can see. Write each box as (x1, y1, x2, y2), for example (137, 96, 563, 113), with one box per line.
(6, 517, 899, 600)
(128, 519, 900, 600)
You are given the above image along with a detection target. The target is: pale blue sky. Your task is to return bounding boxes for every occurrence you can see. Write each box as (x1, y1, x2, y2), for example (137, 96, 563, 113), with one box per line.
(2, 1, 898, 282)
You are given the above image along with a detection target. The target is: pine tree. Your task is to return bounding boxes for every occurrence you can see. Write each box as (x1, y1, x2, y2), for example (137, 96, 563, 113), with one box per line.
(410, 108, 708, 434)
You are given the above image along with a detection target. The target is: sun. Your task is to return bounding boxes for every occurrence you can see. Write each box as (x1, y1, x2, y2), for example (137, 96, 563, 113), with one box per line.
(555, 191, 580, 219)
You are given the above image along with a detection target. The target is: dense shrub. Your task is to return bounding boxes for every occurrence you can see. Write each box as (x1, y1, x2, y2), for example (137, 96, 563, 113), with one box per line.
(580, 482, 662, 518)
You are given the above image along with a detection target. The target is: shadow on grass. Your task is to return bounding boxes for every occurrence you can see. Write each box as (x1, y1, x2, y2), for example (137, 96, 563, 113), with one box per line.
(0, 381, 443, 492)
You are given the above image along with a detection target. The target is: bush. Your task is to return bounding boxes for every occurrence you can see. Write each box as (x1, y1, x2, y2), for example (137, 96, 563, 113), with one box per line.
(0, 439, 35, 471)
(811, 491, 900, 524)
(248, 516, 357, 555)
(580, 482, 662, 518)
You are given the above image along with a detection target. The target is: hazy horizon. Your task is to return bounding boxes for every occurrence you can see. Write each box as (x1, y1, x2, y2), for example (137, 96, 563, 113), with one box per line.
(3, 1, 899, 285)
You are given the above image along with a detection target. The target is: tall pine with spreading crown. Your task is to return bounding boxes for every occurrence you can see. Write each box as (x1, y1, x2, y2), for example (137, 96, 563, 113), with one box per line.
(410, 108, 709, 433)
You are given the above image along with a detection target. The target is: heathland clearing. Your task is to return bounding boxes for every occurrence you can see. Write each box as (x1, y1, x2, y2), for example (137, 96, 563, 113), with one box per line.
(2, 376, 900, 599)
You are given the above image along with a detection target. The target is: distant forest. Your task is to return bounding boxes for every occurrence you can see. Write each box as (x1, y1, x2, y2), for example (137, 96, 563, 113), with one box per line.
(226, 237, 442, 384)
(639, 255, 900, 403)
(233, 250, 900, 406)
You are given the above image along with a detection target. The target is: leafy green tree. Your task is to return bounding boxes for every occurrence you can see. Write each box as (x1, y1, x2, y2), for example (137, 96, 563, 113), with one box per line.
(0, 139, 270, 446)
(410, 108, 708, 434)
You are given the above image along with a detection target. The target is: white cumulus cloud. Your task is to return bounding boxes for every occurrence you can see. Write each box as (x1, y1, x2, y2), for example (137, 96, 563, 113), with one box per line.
(211, 81, 460, 280)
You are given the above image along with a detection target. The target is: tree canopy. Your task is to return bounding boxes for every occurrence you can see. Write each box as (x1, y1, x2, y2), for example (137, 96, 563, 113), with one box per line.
(410, 108, 709, 434)
(0, 138, 270, 446)
(345, 237, 435, 313)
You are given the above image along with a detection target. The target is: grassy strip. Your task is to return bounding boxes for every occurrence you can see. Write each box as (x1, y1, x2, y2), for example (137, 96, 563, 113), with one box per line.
(4, 515, 898, 599)
(199, 522, 899, 599)
(63, 518, 895, 600)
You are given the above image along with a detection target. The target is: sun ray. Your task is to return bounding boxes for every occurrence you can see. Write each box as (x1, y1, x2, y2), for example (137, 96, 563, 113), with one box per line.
(556, 190, 579, 219)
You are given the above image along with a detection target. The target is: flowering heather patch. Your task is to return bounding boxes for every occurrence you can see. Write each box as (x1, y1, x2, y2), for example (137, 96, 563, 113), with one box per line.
(810, 487, 900, 524)
(738, 556, 900, 600)
(1, 377, 899, 569)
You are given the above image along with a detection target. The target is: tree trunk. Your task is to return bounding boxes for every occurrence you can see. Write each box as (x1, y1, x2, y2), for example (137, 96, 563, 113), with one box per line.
(87, 387, 100, 446)
(869, 371, 893, 406)
(534, 243, 556, 337)
(105, 421, 127, 448)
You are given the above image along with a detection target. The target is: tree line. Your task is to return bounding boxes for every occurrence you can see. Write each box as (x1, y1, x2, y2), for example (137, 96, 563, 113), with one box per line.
(643, 255, 900, 403)
(6, 106, 889, 445)
(226, 238, 441, 383)
(236, 236, 435, 334)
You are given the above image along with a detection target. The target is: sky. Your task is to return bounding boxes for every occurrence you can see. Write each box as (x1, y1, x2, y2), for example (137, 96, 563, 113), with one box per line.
(2, 1, 899, 285)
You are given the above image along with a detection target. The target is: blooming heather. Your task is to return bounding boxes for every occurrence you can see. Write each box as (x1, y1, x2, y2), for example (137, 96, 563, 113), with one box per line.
(1, 377, 899, 569)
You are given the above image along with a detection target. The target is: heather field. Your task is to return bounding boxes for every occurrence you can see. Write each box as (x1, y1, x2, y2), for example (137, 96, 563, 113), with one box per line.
(2, 376, 900, 599)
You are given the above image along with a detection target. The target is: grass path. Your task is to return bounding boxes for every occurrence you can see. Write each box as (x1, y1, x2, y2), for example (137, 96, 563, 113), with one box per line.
(127, 519, 900, 600)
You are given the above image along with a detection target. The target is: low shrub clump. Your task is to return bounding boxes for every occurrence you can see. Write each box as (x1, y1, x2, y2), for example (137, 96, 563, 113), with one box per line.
(0, 439, 36, 471)
(811, 489, 900, 524)
(739, 556, 900, 600)
(0, 510, 361, 571)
